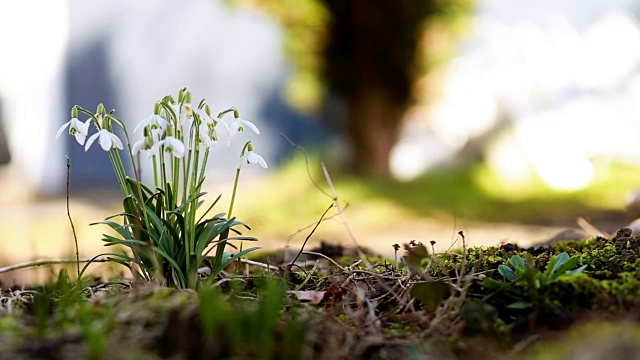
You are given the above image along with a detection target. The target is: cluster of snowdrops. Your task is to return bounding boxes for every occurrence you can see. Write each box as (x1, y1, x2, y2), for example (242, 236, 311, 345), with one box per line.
(55, 87, 266, 289)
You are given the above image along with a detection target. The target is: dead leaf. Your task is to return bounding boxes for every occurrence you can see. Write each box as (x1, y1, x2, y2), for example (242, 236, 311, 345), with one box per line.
(288, 290, 326, 305)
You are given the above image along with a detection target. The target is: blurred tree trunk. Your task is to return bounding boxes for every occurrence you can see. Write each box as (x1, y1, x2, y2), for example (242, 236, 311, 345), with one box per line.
(237, 0, 472, 176)
(345, 87, 404, 175)
(322, 0, 433, 176)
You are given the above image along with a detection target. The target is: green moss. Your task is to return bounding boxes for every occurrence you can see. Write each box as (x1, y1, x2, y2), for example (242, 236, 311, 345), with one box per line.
(578, 241, 621, 279)
(601, 271, 640, 306)
(547, 274, 609, 310)
(549, 238, 596, 254)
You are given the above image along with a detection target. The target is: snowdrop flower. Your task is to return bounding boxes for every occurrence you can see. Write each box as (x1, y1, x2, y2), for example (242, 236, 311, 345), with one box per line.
(181, 103, 194, 125)
(239, 142, 267, 169)
(229, 117, 260, 136)
(244, 149, 268, 168)
(212, 119, 232, 147)
(177, 91, 194, 125)
(85, 114, 123, 151)
(153, 136, 185, 158)
(134, 113, 168, 134)
(196, 123, 213, 150)
(197, 107, 214, 125)
(85, 128, 124, 151)
(55, 117, 91, 145)
(131, 136, 154, 157)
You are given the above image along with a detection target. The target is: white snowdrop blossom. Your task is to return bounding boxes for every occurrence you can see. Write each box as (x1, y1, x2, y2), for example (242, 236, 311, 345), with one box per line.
(212, 119, 232, 147)
(154, 136, 186, 158)
(134, 114, 168, 134)
(180, 103, 194, 125)
(85, 128, 124, 151)
(197, 108, 214, 125)
(55, 117, 91, 145)
(241, 149, 268, 169)
(196, 123, 213, 150)
(229, 117, 260, 136)
(132, 136, 155, 156)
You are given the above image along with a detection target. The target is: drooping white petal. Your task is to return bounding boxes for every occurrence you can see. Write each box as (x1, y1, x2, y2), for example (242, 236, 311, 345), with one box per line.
(135, 114, 169, 133)
(109, 132, 124, 150)
(133, 136, 155, 155)
(212, 119, 232, 146)
(55, 121, 71, 139)
(132, 139, 144, 155)
(85, 132, 100, 151)
(73, 119, 91, 145)
(168, 137, 186, 158)
(229, 118, 260, 136)
(229, 121, 240, 137)
(133, 120, 145, 134)
(197, 123, 213, 150)
(247, 150, 268, 168)
(158, 136, 186, 158)
(241, 119, 260, 134)
(98, 130, 114, 151)
(74, 131, 87, 145)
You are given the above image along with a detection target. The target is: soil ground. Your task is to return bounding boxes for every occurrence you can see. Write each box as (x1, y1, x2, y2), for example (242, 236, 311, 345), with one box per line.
(0, 168, 630, 285)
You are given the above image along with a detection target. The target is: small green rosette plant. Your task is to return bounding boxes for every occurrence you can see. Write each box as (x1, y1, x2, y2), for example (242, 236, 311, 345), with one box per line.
(56, 87, 267, 288)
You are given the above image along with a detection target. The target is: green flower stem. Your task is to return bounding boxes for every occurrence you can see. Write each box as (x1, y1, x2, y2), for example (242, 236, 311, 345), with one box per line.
(160, 148, 168, 206)
(152, 155, 159, 189)
(171, 153, 178, 199)
(107, 150, 128, 197)
(228, 167, 241, 219)
(182, 147, 193, 205)
(111, 150, 131, 196)
(198, 150, 210, 188)
(217, 107, 237, 119)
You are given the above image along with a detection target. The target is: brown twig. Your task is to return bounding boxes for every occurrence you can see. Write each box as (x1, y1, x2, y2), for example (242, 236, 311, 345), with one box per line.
(288, 203, 335, 269)
(0, 258, 110, 275)
(279, 132, 332, 198)
(300, 250, 347, 271)
(66, 156, 80, 277)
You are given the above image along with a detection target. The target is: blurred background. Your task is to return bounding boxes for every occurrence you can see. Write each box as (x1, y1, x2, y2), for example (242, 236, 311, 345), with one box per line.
(2, 0, 640, 283)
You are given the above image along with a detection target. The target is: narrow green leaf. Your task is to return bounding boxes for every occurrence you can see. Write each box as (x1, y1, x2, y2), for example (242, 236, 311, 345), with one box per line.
(565, 264, 588, 276)
(510, 255, 526, 270)
(553, 257, 580, 278)
(481, 277, 508, 290)
(498, 265, 518, 281)
(551, 252, 570, 274)
(212, 247, 261, 275)
(507, 301, 532, 309)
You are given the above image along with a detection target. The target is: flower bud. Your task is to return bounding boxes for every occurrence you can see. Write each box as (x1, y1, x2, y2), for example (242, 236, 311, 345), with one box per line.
(166, 124, 175, 137)
(71, 106, 79, 119)
(154, 102, 161, 115)
(233, 108, 240, 118)
(96, 103, 105, 114)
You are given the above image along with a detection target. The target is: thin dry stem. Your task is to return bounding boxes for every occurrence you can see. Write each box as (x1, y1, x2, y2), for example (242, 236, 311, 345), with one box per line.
(288, 203, 335, 269)
(301, 251, 347, 271)
(0, 258, 110, 275)
(66, 156, 81, 277)
(321, 163, 372, 269)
